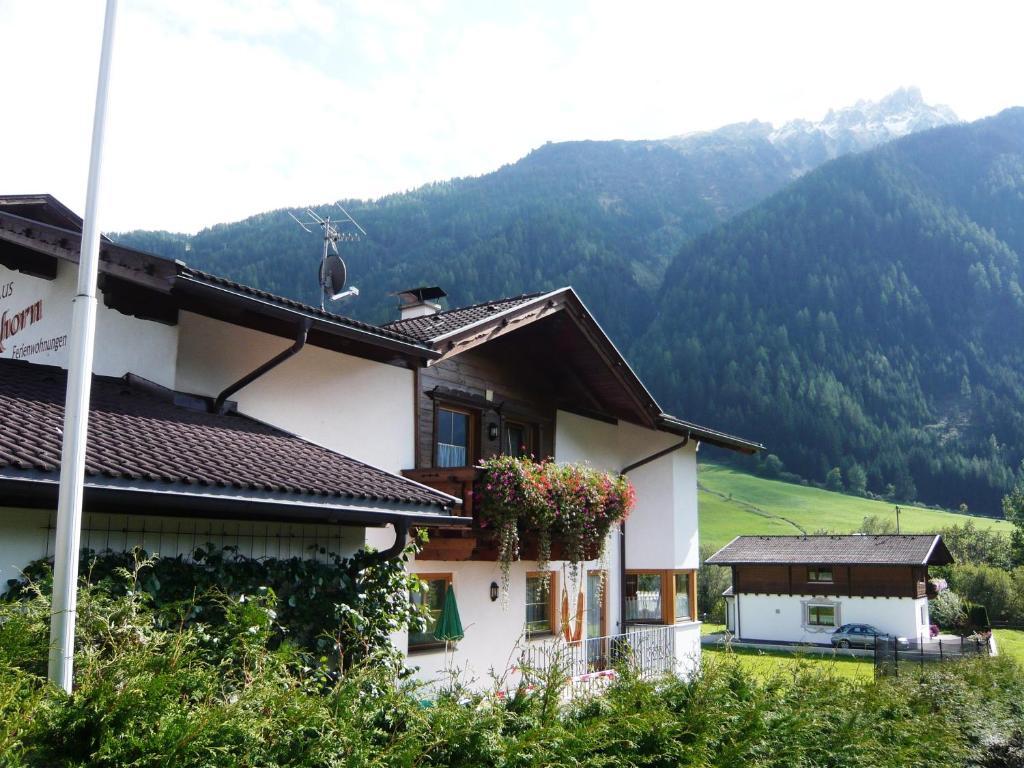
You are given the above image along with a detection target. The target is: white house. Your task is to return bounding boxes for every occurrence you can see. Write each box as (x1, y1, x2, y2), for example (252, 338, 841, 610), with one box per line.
(707, 535, 953, 646)
(0, 194, 761, 686)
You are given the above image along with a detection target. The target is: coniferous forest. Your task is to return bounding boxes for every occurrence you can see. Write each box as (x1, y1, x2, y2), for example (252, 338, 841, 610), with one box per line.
(117, 103, 1024, 514)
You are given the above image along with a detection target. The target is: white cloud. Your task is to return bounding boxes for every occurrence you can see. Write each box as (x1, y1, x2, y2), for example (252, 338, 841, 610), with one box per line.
(1, 0, 1022, 233)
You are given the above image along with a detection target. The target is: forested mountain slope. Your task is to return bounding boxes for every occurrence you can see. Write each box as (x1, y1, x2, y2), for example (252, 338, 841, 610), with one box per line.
(637, 108, 1024, 512)
(117, 89, 952, 343)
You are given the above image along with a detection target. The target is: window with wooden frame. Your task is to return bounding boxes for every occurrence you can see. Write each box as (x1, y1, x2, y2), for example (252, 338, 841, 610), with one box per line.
(586, 569, 608, 639)
(503, 420, 533, 458)
(408, 573, 452, 651)
(434, 404, 476, 468)
(673, 570, 697, 623)
(525, 571, 558, 637)
(625, 570, 698, 624)
(807, 566, 834, 584)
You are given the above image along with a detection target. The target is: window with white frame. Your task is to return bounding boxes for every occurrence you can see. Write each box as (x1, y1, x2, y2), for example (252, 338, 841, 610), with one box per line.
(805, 604, 837, 627)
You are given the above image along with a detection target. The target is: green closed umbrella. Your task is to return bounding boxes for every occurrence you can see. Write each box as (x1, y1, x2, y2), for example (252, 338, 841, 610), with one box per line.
(433, 584, 464, 642)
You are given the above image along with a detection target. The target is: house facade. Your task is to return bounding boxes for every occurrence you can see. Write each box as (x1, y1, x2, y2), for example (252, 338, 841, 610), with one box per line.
(0, 195, 761, 685)
(707, 535, 953, 645)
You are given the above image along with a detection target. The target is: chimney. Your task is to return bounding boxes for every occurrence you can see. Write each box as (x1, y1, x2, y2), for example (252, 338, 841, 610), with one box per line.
(395, 286, 447, 320)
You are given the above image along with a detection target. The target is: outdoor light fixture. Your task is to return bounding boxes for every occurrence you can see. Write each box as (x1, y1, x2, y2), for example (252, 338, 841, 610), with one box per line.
(490, 582, 499, 601)
(488, 422, 499, 441)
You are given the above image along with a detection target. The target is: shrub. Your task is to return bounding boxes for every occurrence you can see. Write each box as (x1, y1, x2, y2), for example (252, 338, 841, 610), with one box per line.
(967, 604, 991, 631)
(946, 563, 1015, 622)
(930, 589, 968, 630)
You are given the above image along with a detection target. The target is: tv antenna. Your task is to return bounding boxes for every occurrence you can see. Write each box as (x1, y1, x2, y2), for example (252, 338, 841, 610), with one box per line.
(288, 204, 365, 309)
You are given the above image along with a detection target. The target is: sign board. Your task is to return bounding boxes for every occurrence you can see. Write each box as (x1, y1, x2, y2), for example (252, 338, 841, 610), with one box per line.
(0, 266, 69, 365)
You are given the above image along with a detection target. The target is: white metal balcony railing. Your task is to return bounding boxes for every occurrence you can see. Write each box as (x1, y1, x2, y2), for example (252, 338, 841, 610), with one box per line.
(520, 624, 676, 681)
(436, 443, 467, 468)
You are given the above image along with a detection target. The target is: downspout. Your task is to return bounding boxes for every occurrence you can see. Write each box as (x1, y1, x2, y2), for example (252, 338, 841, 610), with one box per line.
(212, 318, 313, 414)
(618, 434, 691, 631)
(365, 518, 411, 564)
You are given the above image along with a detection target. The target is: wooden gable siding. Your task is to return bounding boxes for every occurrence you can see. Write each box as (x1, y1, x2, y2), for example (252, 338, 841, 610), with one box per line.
(733, 564, 929, 599)
(416, 345, 556, 470)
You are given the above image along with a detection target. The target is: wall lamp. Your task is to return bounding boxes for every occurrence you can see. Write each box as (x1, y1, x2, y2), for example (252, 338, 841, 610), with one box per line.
(490, 582, 499, 602)
(487, 422, 499, 441)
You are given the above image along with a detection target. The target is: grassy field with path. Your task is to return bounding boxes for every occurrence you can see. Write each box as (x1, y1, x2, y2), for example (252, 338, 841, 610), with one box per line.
(699, 463, 1012, 550)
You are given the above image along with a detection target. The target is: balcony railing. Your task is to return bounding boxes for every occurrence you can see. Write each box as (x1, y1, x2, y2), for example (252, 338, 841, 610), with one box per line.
(519, 624, 676, 681)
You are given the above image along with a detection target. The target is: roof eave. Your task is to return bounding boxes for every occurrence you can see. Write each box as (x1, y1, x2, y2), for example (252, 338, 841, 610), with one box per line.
(657, 414, 764, 454)
(0, 474, 464, 527)
(173, 272, 440, 361)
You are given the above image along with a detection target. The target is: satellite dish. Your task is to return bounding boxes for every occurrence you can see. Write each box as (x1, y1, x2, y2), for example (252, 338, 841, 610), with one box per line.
(320, 253, 347, 296)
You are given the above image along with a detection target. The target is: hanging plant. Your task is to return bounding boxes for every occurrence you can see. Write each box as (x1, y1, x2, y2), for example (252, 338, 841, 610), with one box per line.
(476, 456, 636, 601)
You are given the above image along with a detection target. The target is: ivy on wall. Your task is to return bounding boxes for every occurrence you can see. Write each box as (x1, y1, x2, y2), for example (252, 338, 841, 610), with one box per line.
(5, 533, 431, 671)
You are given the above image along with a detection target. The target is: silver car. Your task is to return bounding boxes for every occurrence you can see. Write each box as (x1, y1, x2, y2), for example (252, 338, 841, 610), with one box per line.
(830, 623, 909, 649)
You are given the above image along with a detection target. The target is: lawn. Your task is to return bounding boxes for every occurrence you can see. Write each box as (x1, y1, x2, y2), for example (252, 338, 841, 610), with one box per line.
(995, 629, 1024, 664)
(699, 463, 1012, 550)
(702, 643, 874, 681)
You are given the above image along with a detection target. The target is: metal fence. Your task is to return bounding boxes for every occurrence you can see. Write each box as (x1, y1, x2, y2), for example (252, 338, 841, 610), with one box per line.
(520, 624, 676, 681)
(874, 634, 991, 677)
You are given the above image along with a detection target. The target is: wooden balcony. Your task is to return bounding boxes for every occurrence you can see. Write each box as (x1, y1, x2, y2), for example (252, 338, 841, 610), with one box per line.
(401, 466, 599, 563)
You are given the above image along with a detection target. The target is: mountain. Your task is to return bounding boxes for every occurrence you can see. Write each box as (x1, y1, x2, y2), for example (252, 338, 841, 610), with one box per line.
(636, 108, 1024, 513)
(115, 89, 955, 343)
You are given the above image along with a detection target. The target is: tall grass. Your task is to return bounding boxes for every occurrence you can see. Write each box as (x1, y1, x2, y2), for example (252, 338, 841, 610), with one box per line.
(2, 580, 1023, 767)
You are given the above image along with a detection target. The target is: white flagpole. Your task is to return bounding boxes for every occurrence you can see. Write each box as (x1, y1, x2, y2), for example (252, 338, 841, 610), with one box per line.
(48, 0, 119, 693)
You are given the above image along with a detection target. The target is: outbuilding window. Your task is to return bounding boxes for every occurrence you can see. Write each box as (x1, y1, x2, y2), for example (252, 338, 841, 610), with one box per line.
(806, 604, 836, 627)
(807, 567, 834, 583)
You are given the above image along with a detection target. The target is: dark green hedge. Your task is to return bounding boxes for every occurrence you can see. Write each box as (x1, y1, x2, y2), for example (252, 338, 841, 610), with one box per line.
(2, 578, 1024, 767)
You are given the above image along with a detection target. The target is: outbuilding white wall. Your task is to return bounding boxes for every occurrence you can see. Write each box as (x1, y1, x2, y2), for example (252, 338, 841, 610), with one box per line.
(0, 262, 178, 387)
(0, 507, 365, 595)
(733, 592, 931, 645)
(174, 311, 415, 474)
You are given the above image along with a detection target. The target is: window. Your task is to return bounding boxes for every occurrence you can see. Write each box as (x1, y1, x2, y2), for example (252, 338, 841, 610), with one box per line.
(409, 573, 451, 650)
(806, 604, 836, 627)
(504, 421, 529, 457)
(436, 406, 471, 467)
(624, 572, 663, 623)
(526, 572, 557, 636)
(807, 567, 833, 583)
(586, 571, 606, 639)
(674, 571, 694, 622)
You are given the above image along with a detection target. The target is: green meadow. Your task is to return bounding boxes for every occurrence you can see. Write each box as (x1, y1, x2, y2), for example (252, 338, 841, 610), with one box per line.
(698, 463, 1012, 551)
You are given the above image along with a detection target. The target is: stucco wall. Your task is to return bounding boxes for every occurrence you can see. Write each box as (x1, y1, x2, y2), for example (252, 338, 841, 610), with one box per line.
(0, 507, 364, 595)
(1, 261, 178, 387)
(405, 557, 603, 688)
(734, 592, 931, 644)
(174, 311, 415, 474)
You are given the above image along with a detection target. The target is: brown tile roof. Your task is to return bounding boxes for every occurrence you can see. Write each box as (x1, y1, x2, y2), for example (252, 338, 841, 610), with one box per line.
(383, 292, 548, 342)
(178, 266, 427, 347)
(0, 358, 453, 511)
(705, 535, 953, 566)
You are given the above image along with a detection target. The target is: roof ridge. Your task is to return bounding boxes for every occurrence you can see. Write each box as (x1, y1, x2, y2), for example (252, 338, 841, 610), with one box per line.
(383, 289, 550, 327)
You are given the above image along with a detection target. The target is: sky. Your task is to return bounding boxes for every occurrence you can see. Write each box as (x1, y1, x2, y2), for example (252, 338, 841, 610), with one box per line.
(1, 0, 1023, 233)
